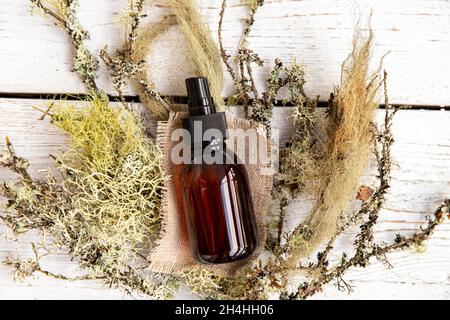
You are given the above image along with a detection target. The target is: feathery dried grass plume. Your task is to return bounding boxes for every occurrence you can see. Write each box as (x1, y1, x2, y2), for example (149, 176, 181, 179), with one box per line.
(287, 26, 381, 264)
(166, 0, 225, 110)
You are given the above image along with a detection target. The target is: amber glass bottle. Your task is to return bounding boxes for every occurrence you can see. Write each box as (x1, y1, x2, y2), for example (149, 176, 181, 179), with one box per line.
(179, 77, 258, 264)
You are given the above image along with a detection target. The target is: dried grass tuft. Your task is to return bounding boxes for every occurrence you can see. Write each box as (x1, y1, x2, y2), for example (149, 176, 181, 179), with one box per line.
(288, 26, 381, 262)
(166, 0, 225, 110)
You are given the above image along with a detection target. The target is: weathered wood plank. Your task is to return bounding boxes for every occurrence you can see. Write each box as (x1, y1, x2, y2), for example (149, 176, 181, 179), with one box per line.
(0, 98, 449, 299)
(0, 0, 449, 106)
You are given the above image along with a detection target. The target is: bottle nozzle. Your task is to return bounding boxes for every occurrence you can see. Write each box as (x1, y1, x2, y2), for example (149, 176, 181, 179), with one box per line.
(185, 77, 216, 116)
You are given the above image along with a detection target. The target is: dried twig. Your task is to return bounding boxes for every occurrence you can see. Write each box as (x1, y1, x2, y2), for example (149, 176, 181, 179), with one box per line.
(0, 136, 31, 182)
(218, 0, 264, 116)
(31, 0, 100, 92)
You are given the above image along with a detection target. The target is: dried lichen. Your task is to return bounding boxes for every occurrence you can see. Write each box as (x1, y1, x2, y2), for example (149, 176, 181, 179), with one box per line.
(31, 0, 100, 92)
(1, 97, 180, 298)
(53, 96, 166, 240)
(219, 0, 264, 116)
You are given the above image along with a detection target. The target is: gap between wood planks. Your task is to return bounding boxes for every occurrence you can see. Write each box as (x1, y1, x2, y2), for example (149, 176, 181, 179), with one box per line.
(0, 92, 449, 110)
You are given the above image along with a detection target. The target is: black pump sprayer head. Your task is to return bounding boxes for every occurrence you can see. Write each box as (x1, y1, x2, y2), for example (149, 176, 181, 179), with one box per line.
(185, 77, 217, 116)
(183, 77, 228, 145)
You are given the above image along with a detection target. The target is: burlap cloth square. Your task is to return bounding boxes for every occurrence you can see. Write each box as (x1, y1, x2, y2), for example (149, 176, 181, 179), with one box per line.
(148, 111, 273, 277)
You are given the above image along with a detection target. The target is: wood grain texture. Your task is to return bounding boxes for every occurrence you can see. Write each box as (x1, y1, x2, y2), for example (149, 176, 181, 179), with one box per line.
(0, 98, 449, 299)
(0, 0, 449, 106)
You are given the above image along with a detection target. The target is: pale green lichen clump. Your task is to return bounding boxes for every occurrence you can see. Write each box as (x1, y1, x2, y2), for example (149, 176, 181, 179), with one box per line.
(52, 96, 166, 251)
(1, 96, 174, 297)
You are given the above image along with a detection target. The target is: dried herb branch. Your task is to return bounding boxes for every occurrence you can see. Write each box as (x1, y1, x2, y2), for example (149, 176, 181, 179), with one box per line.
(98, 1, 149, 104)
(218, 0, 237, 86)
(218, 0, 308, 134)
(219, 0, 264, 117)
(127, 0, 147, 56)
(290, 199, 449, 299)
(99, 47, 144, 105)
(99, 1, 173, 118)
(3, 243, 105, 282)
(30, 0, 100, 92)
(0, 136, 31, 183)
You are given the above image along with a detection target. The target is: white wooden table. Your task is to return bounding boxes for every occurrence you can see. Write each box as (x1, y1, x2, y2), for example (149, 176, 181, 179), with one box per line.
(0, 0, 449, 300)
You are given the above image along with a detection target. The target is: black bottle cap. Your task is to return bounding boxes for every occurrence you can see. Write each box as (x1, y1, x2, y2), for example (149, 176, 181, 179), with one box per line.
(186, 77, 216, 116)
(183, 77, 228, 145)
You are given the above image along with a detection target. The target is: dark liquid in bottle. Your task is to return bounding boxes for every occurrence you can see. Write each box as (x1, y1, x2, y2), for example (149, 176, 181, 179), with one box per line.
(181, 158, 258, 264)
(179, 76, 258, 264)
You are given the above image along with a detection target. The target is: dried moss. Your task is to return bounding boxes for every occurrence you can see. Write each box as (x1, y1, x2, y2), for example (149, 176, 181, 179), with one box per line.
(52, 96, 166, 245)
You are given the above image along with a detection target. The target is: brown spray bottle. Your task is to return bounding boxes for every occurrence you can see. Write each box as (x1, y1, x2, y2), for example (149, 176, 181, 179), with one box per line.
(178, 77, 258, 264)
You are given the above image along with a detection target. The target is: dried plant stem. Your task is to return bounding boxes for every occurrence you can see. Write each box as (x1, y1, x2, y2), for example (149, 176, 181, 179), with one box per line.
(3, 243, 105, 282)
(97, 2, 175, 119)
(290, 200, 449, 299)
(250, 58, 285, 131)
(99, 49, 129, 105)
(276, 195, 288, 247)
(1, 136, 32, 182)
(131, 15, 177, 119)
(218, 0, 237, 86)
(218, 0, 264, 117)
(30, 0, 100, 93)
(239, 0, 264, 104)
(127, 0, 147, 56)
